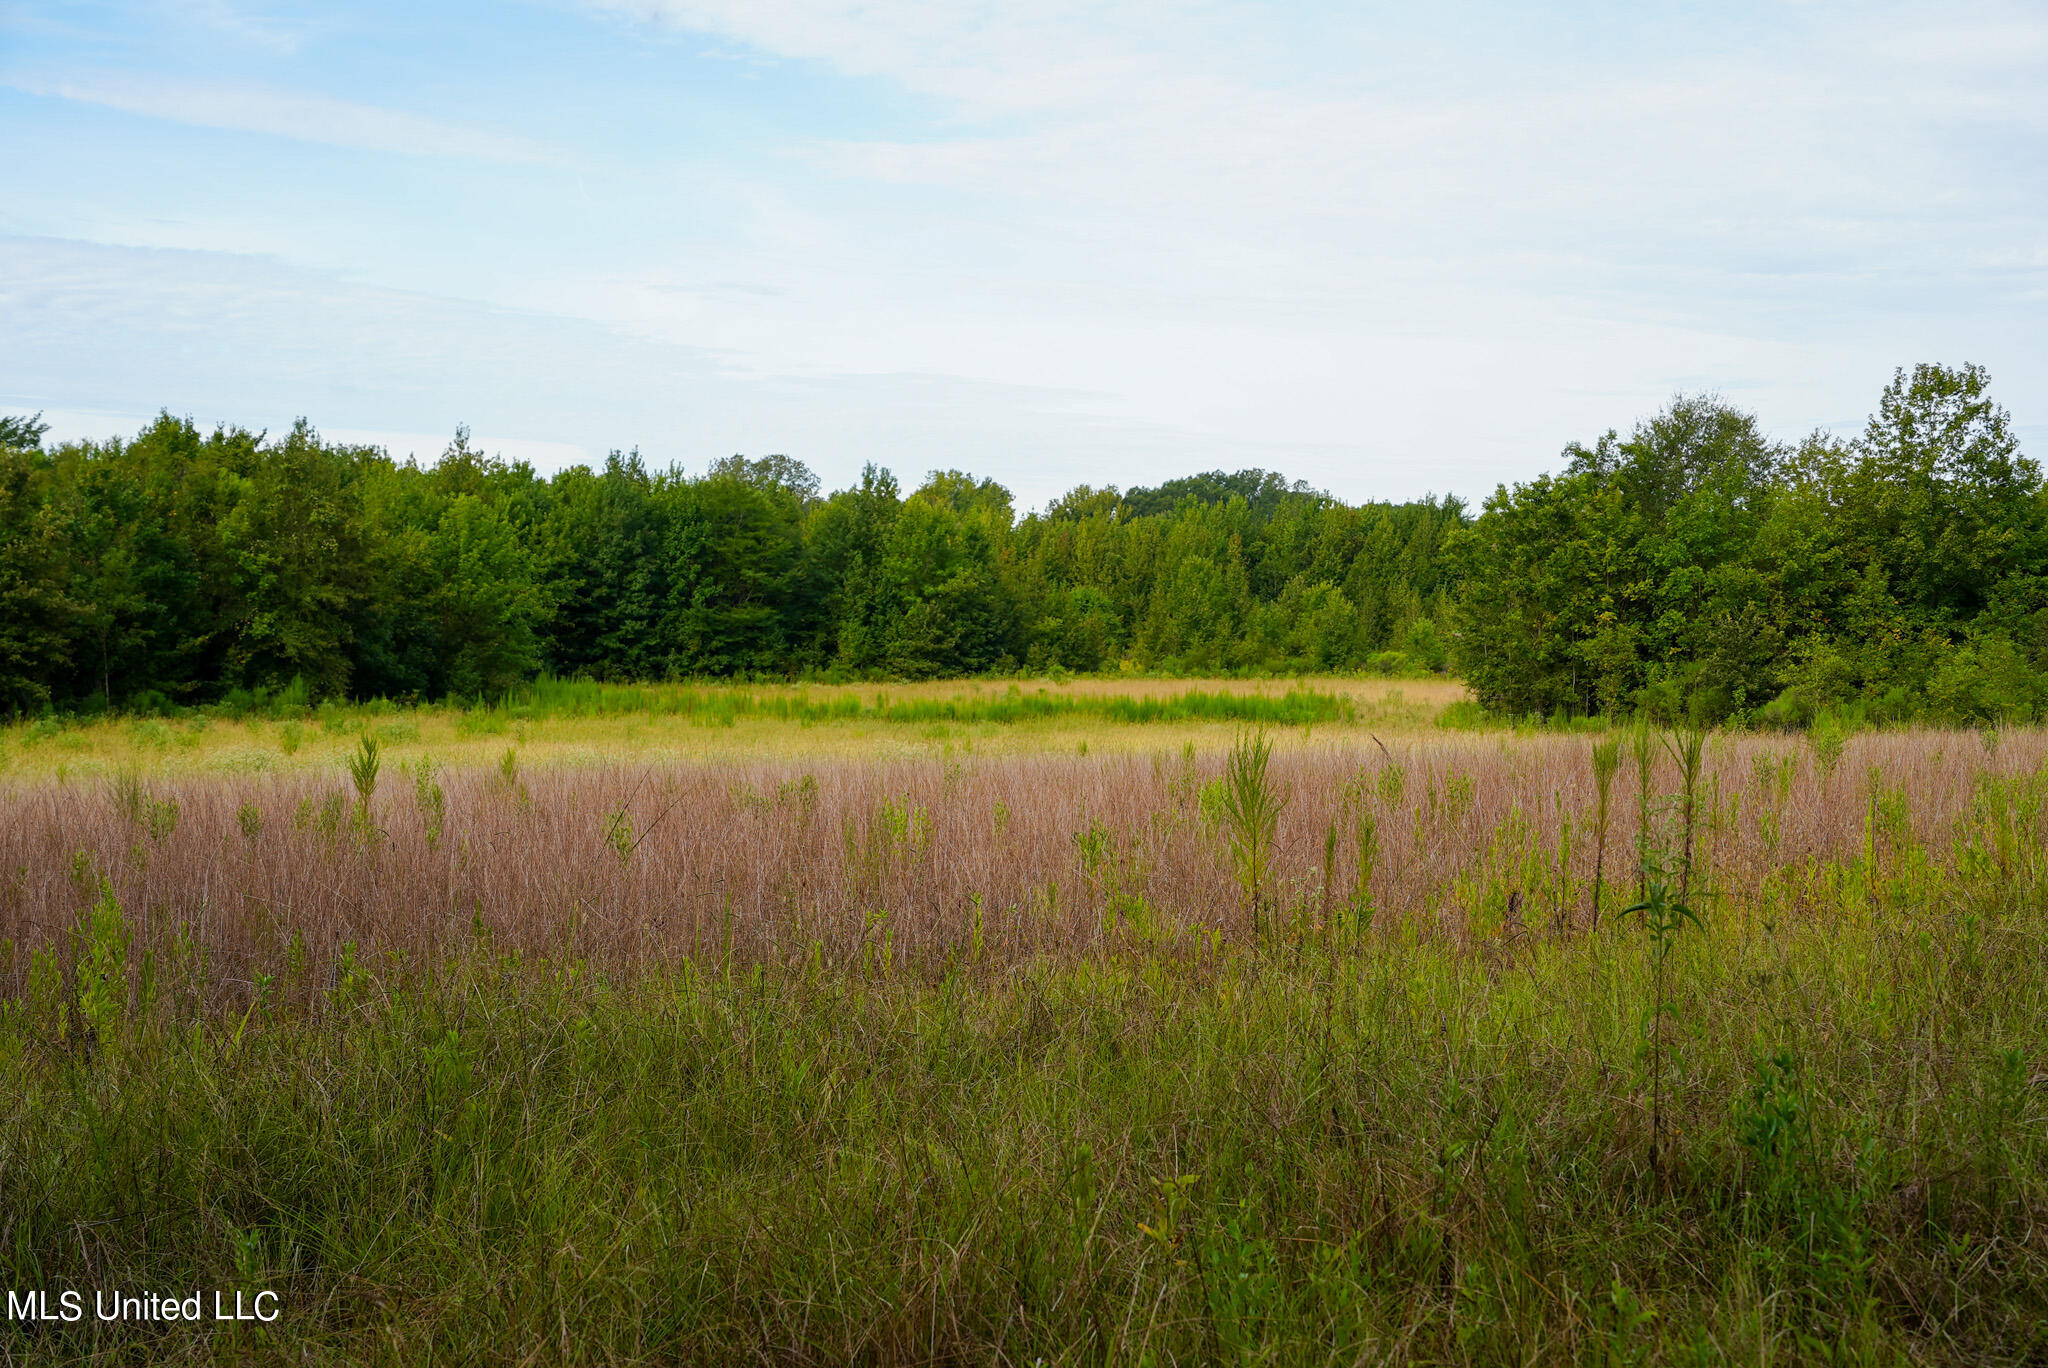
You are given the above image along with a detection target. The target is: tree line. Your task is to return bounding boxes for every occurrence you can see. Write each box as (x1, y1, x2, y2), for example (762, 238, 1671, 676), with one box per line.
(1450, 363, 2046, 724)
(4, 360, 2033, 724)
(0, 413, 1460, 714)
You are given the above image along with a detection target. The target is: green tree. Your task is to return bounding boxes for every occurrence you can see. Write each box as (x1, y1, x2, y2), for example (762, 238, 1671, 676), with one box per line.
(535, 451, 667, 679)
(430, 495, 540, 696)
(0, 424, 76, 714)
(659, 462, 806, 674)
(217, 420, 371, 696)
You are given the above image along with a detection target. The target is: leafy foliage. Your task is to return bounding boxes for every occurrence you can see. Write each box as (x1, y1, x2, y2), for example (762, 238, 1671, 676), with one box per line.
(0, 419, 1463, 712)
(1453, 365, 2048, 723)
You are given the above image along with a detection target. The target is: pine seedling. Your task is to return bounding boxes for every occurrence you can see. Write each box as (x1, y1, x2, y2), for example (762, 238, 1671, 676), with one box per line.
(1219, 730, 1287, 938)
(347, 735, 381, 808)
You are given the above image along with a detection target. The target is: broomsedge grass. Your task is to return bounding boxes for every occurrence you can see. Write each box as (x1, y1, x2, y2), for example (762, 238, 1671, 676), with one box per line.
(2, 717, 2046, 1363)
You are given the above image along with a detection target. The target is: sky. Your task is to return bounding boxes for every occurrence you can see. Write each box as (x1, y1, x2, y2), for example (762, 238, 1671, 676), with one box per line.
(2, 0, 2044, 510)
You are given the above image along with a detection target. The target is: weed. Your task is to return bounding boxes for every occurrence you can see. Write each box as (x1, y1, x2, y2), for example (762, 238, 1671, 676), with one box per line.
(1631, 721, 1658, 901)
(1663, 722, 1709, 907)
(71, 881, 130, 1045)
(1624, 879, 1702, 1177)
(412, 758, 446, 851)
(1217, 730, 1287, 936)
(1811, 714, 1847, 779)
(1349, 806, 1378, 935)
(111, 774, 178, 844)
(603, 805, 635, 866)
(347, 735, 382, 808)
(1589, 734, 1621, 930)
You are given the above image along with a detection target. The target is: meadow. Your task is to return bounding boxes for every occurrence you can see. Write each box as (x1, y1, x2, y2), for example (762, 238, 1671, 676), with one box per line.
(2, 679, 2044, 1364)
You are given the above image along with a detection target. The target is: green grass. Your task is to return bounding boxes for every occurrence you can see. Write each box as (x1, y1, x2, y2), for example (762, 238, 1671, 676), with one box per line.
(4, 884, 2044, 1364)
(496, 676, 1361, 727)
(6, 722, 2046, 1363)
(0, 675, 1458, 779)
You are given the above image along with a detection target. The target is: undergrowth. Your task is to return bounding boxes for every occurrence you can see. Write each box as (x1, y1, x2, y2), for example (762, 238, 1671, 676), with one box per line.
(2, 871, 2044, 1364)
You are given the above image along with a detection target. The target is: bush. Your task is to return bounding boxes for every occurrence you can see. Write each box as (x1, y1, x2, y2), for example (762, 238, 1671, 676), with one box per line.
(1927, 635, 2045, 723)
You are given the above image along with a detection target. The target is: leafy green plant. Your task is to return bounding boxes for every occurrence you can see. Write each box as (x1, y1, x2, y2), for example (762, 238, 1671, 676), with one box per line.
(72, 880, 131, 1045)
(1429, 772, 1476, 824)
(1735, 1050, 1809, 1204)
(775, 773, 820, 821)
(1075, 819, 1158, 943)
(1663, 722, 1709, 907)
(1624, 879, 1701, 1176)
(112, 774, 179, 844)
(295, 792, 350, 845)
(1752, 753, 1796, 850)
(1349, 806, 1378, 935)
(603, 805, 635, 866)
(1810, 713, 1847, 780)
(1218, 730, 1288, 937)
(412, 758, 446, 851)
(497, 746, 531, 809)
(347, 735, 381, 808)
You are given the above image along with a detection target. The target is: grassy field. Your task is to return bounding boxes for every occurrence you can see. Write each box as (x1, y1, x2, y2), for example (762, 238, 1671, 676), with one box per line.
(3, 681, 2046, 1364)
(0, 676, 1468, 780)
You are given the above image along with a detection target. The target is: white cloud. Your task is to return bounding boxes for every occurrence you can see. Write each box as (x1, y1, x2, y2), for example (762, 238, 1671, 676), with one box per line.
(552, 0, 2047, 491)
(7, 74, 567, 165)
(8, 1, 2044, 504)
(165, 0, 324, 56)
(4, 235, 1317, 505)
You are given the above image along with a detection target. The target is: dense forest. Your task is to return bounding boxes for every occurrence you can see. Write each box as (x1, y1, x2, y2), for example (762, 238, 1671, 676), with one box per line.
(0, 413, 1459, 714)
(1453, 363, 2046, 725)
(2, 360, 2037, 723)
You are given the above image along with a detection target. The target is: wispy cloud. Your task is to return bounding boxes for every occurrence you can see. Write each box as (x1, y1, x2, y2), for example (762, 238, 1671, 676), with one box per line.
(601, 0, 2048, 268)
(8, 75, 566, 166)
(164, 0, 325, 56)
(6, 0, 2044, 501)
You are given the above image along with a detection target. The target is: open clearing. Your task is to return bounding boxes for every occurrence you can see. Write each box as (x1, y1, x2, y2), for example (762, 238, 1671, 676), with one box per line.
(2, 681, 2044, 1365)
(0, 675, 1468, 780)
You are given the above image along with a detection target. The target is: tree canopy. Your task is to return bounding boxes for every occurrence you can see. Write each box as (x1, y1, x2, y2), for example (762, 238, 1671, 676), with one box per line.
(1450, 364, 2047, 724)
(0, 418, 1462, 712)
(9, 362, 2032, 724)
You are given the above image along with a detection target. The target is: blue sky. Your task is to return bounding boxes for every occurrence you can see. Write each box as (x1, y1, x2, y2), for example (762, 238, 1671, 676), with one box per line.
(3, 0, 2044, 508)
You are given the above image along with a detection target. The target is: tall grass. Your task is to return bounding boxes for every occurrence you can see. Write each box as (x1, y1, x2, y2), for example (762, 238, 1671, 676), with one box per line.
(502, 677, 1362, 728)
(1588, 733, 1622, 929)
(4, 875, 2044, 1363)
(4, 728, 2048, 990)
(4, 725, 2048, 1361)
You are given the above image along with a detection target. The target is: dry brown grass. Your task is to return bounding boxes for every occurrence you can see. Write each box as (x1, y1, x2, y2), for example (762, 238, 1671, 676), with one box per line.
(3, 722, 2037, 1003)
